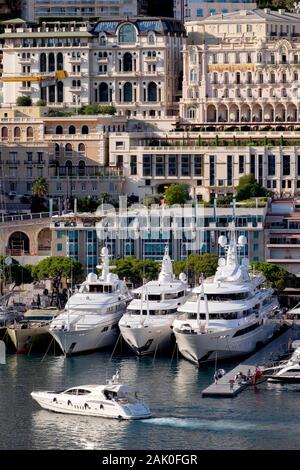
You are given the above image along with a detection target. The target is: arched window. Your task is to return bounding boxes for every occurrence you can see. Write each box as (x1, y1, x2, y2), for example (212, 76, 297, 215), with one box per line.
(65, 143, 73, 153)
(213, 72, 218, 84)
(118, 24, 136, 44)
(66, 160, 72, 175)
(99, 34, 106, 46)
(57, 52, 63, 71)
(26, 126, 33, 140)
(1, 127, 8, 140)
(257, 52, 262, 63)
(69, 126, 76, 135)
(55, 143, 60, 156)
(99, 82, 109, 102)
(81, 126, 89, 135)
(190, 69, 197, 82)
(49, 52, 55, 72)
(40, 53, 46, 72)
(148, 32, 155, 44)
(190, 50, 197, 64)
(78, 143, 85, 153)
(148, 82, 157, 102)
(14, 127, 21, 140)
(56, 125, 63, 134)
(57, 81, 63, 103)
(123, 52, 133, 72)
(224, 72, 229, 84)
(123, 82, 133, 102)
(188, 107, 196, 119)
(49, 85, 55, 102)
(78, 160, 85, 176)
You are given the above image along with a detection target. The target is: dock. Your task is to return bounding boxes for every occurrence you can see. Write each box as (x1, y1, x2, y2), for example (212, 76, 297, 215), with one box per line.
(202, 326, 300, 398)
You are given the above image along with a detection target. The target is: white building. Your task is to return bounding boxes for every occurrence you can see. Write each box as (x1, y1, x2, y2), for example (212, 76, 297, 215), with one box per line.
(180, 9, 300, 124)
(174, 0, 256, 21)
(0, 17, 186, 119)
(21, 0, 146, 22)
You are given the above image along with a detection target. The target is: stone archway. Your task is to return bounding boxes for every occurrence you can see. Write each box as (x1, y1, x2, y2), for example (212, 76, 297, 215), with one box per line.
(8, 231, 30, 255)
(37, 228, 52, 255)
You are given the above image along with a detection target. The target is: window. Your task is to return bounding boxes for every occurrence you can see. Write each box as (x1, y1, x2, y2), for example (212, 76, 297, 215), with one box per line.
(236, 53, 240, 64)
(227, 155, 233, 186)
(118, 24, 136, 44)
(123, 52, 132, 72)
(194, 155, 203, 176)
(239, 155, 244, 174)
(209, 155, 215, 186)
(246, 24, 252, 33)
(188, 107, 196, 119)
(148, 82, 157, 102)
(130, 155, 137, 175)
(268, 155, 275, 176)
(57, 243, 63, 252)
(123, 82, 133, 102)
(283, 155, 290, 176)
(156, 156, 165, 176)
(190, 69, 197, 82)
(99, 82, 109, 102)
(197, 8, 203, 16)
(168, 155, 177, 176)
(250, 154, 256, 176)
(181, 155, 190, 177)
(143, 155, 152, 177)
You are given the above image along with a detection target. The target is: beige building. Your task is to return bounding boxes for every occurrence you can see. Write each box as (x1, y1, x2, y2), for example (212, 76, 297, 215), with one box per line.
(108, 130, 300, 201)
(180, 9, 300, 124)
(0, 107, 126, 203)
(0, 17, 186, 119)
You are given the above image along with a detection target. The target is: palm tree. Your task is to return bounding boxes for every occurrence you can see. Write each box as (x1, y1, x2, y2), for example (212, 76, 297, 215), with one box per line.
(32, 177, 48, 198)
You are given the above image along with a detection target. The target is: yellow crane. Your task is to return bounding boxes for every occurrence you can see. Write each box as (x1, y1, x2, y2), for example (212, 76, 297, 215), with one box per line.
(0, 70, 67, 82)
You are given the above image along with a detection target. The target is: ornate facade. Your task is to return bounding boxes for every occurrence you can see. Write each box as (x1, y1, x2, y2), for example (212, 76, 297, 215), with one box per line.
(180, 9, 300, 124)
(0, 17, 185, 119)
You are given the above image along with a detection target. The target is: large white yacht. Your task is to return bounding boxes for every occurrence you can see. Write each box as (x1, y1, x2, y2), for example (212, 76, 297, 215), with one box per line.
(49, 247, 132, 356)
(119, 247, 189, 356)
(173, 224, 281, 365)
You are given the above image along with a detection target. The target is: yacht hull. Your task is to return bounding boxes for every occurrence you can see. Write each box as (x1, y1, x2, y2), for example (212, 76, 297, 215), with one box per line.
(119, 317, 174, 356)
(50, 313, 122, 356)
(7, 324, 52, 354)
(174, 321, 280, 365)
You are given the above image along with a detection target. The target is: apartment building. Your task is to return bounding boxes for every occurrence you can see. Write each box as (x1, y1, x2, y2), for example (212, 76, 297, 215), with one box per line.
(0, 17, 186, 119)
(174, 0, 256, 21)
(180, 9, 300, 124)
(21, 0, 145, 22)
(50, 204, 266, 273)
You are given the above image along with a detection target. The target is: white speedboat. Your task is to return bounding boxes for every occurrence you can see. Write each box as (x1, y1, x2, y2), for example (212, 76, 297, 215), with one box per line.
(265, 346, 300, 383)
(119, 246, 189, 356)
(173, 223, 281, 365)
(31, 371, 151, 420)
(49, 247, 132, 356)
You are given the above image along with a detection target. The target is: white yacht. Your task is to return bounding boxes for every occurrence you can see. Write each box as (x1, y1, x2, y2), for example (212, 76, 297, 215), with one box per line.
(31, 371, 151, 420)
(119, 247, 189, 356)
(173, 225, 281, 365)
(265, 345, 300, 383)
(49, 247, 132, 356)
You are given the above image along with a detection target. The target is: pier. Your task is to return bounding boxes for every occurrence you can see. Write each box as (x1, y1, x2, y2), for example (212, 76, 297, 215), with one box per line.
(202, 326, 300, 398)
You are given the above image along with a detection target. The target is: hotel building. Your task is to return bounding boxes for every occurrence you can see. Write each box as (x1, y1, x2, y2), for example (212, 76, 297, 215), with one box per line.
(180, 9, 300, 125)
(0, 17, 185, 119)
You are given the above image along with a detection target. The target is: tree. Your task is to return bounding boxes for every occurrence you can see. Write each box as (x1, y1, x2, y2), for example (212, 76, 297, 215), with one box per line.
(0, 257, 33, 294)
(78, 104, 116, 115)
(236, 174, 272, 201)
(77, 196, 99, 213)
(31, 177, 48, 213)
(111, 256, 160, 287)
(164, 184, 190, 205)
(142, 194, 163, 207)
(33, 256, 84, 308)
(32, 177, 48, 198)
(173, 253, 219, 285)
(16, 96, 32, 106)
(251, 261, 298, 293)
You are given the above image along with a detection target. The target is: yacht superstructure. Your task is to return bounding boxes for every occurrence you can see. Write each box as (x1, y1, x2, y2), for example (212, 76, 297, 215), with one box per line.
(50, 247, 132, 356)
(119, 247, 189, 356)
(173, 225, 281, 365)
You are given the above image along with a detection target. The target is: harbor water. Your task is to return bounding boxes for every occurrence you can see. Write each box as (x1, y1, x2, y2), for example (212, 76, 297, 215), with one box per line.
(1, 350, 300, 450)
